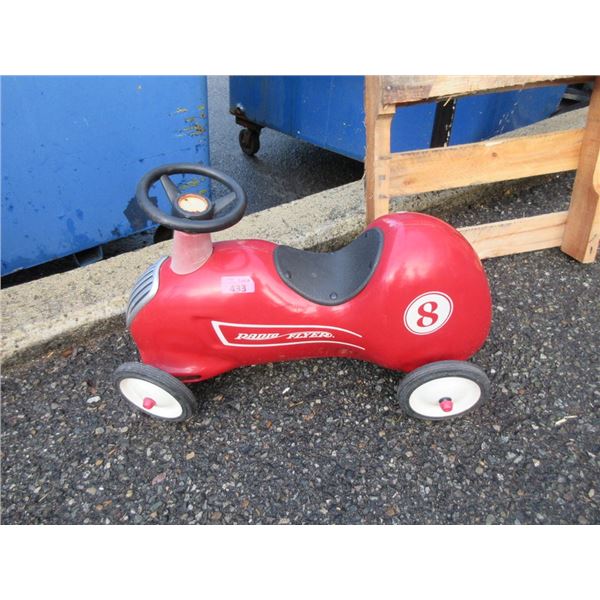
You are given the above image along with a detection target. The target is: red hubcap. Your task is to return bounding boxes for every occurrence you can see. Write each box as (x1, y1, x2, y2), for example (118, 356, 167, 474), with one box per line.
(439, 398, 454, 413)
(143, 397, 157, 410)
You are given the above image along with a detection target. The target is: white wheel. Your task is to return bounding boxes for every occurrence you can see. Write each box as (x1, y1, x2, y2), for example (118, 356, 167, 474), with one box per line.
(114, 363, 197, 422)
(119, 378, 184, 419)
(398, 361, 490, 421)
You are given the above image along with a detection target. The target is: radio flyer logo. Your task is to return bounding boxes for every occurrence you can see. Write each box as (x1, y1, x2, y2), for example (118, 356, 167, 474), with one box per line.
(211, 321, 365, 350)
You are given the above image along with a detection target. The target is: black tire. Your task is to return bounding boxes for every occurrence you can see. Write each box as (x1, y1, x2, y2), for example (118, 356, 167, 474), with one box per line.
(114, 362, 198, 422)
(239, 128, 260, 156)
(397, 360, 490, 421)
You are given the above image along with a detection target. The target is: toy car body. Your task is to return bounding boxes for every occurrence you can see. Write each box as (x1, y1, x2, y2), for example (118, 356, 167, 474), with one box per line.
(129, 213, 491, 380)
(115, 164, 492, 422)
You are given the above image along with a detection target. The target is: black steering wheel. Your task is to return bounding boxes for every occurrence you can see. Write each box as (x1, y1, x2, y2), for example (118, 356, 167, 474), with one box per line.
(136, 163, 247, 234)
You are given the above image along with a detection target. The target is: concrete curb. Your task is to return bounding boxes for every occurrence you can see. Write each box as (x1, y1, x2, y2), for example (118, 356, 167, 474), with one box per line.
(1, 107, 587, 365)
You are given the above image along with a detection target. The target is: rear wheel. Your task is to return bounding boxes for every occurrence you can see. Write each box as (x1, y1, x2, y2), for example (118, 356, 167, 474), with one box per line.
(114, 362, 197, 422)
(397, 360, 490, 421)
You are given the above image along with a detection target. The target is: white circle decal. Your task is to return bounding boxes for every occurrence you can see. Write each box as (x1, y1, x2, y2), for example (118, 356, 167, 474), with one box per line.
(404, 292, 453, 335)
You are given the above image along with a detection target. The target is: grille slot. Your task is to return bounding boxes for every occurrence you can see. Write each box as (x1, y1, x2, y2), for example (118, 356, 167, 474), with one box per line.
(126, 257, 167, 328)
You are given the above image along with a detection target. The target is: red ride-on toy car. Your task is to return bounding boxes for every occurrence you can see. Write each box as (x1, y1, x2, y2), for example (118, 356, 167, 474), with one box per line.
(115, 164, 492, 422)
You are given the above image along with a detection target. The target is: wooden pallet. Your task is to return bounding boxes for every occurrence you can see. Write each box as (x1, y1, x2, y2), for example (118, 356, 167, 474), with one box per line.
(364, 75, 600, 263)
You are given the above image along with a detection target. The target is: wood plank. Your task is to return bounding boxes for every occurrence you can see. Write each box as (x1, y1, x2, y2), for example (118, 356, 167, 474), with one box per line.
(459, 212, 568, 259)
(561, 77, 600, 263)
(381, 75, 592, 106)
(365, 76, 394, 222)
(388, 128, 584, 196)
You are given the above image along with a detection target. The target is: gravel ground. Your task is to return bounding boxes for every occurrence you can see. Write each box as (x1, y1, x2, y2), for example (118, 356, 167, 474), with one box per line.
(1, 173, 599, 525)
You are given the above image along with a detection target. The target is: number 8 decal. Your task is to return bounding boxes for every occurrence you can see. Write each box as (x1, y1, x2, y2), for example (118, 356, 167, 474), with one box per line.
(404, 291, 453, 335)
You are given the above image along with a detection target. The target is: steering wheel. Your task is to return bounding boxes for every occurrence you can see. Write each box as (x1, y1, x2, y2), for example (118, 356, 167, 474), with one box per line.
(136, 163, 247, 234)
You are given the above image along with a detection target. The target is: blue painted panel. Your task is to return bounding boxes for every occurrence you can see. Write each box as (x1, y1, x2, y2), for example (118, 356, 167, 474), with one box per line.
(1, 76, 210, 275)
(450, 86, 565, 144)
(229, 76, 565, 161)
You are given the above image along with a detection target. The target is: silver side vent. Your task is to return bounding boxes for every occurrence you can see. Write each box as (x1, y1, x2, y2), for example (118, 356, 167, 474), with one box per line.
(126, 257, 167, 328)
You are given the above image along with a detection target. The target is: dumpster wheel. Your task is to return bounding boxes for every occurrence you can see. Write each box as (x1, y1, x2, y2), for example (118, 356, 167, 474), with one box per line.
(239, 128, 260, 156)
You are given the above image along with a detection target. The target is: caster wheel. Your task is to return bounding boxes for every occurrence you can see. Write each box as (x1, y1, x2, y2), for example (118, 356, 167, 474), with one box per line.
(239, 128, 260, 156)
(397, 360, 490, 421)
(114, 362, 198, 422)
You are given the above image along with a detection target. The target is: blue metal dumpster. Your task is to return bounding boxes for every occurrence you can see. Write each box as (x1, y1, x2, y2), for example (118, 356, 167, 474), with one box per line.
(229, 76, 566, 160)
(1, 76, 210, 276)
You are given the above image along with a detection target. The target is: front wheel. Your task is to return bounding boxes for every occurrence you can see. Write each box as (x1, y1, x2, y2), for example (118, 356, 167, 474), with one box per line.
(397, 360, 490, 421)
(114, 362, 198, 422)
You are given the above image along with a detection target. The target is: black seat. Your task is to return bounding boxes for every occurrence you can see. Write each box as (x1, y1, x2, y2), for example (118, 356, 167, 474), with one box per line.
(274, 227, 383, 305)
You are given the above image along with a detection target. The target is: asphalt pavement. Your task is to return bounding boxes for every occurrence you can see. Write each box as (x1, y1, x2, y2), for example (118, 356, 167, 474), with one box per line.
(1, 172, 599, 524)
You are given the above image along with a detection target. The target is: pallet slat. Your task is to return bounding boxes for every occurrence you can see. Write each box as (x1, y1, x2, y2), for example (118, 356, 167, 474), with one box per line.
(380, 75, 593, 106)
(388, 129, 584, 196)
(561, 78, 600, 263)
(365, 76, 394, 221)
(459, 211, 568, 259)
